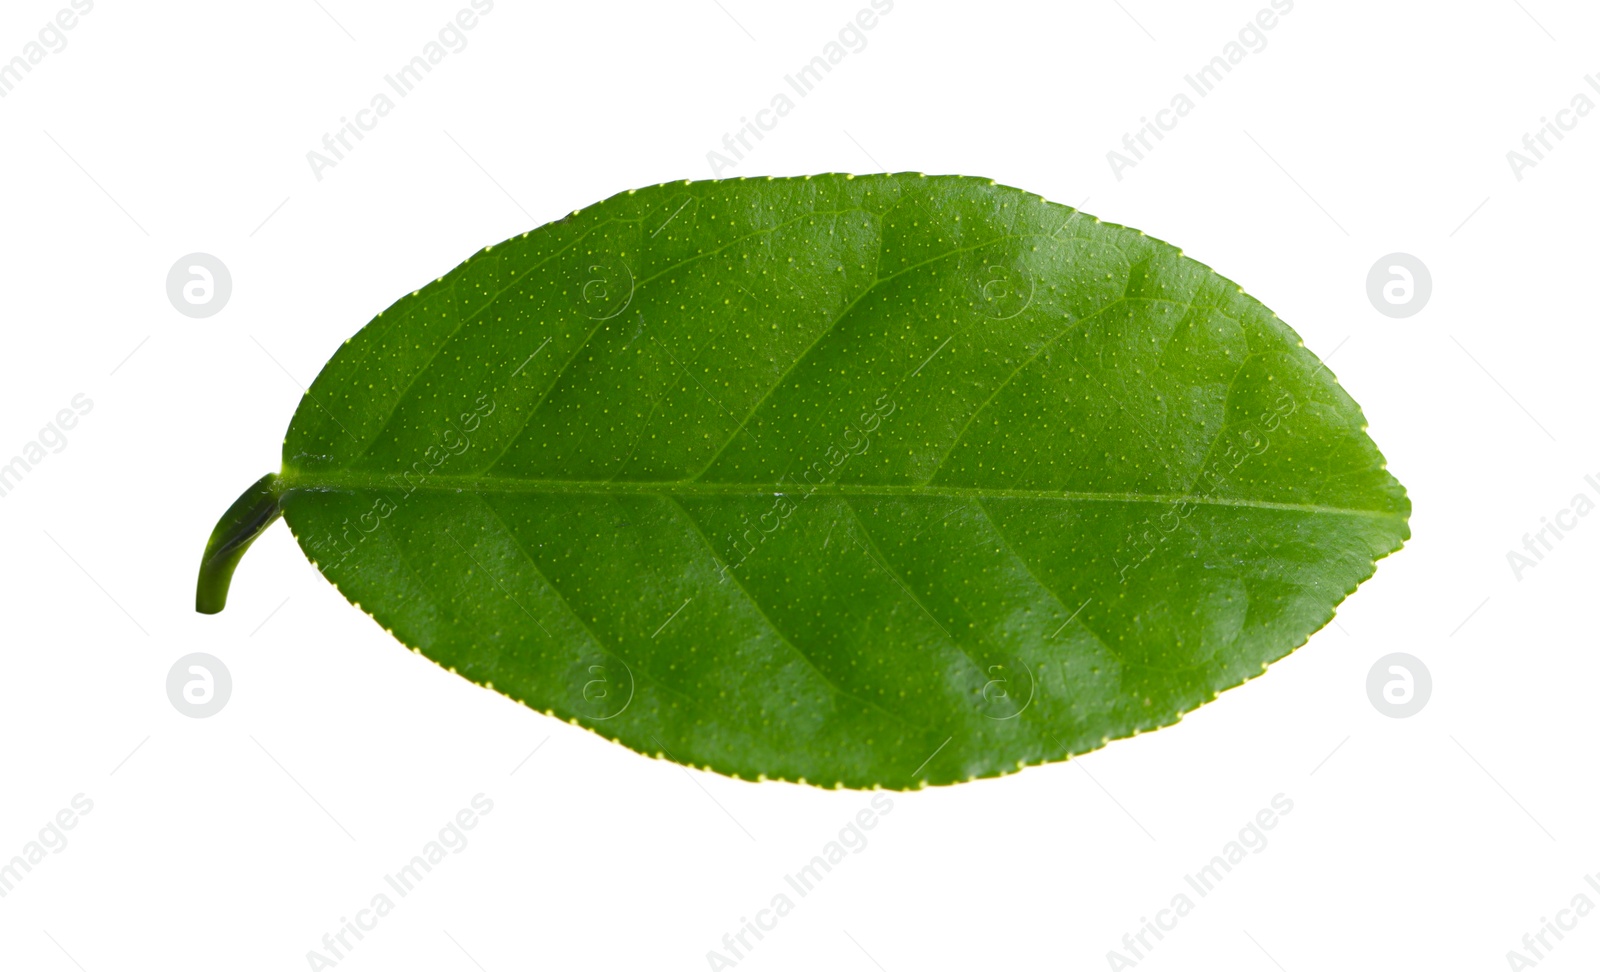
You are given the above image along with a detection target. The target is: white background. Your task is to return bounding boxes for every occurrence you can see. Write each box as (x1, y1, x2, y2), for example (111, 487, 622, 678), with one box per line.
(2, 1, 1597, 969)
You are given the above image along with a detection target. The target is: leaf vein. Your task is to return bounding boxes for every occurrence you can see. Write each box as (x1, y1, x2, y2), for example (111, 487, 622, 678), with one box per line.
(665, 495, 930, 733)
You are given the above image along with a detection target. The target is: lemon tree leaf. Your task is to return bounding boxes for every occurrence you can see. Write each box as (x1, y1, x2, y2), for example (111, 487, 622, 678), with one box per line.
(196, 174, 1409, 789)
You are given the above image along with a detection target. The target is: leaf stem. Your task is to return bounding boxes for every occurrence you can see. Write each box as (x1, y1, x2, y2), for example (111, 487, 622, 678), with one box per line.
(195, 473, 283, 614)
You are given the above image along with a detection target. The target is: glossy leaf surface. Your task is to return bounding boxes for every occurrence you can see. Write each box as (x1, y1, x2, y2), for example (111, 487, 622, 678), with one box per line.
(198, 174, 1409, 788)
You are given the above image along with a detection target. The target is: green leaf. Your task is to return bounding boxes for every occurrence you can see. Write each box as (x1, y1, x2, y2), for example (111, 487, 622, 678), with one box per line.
(198, 174, 1408, 789)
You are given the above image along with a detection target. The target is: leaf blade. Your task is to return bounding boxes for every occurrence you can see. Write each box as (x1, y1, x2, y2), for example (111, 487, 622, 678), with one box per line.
(209, 174, 1408, 788)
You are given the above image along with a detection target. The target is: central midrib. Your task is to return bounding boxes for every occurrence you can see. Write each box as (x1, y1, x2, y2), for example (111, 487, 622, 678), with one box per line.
(277, 470, 1401, 517)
